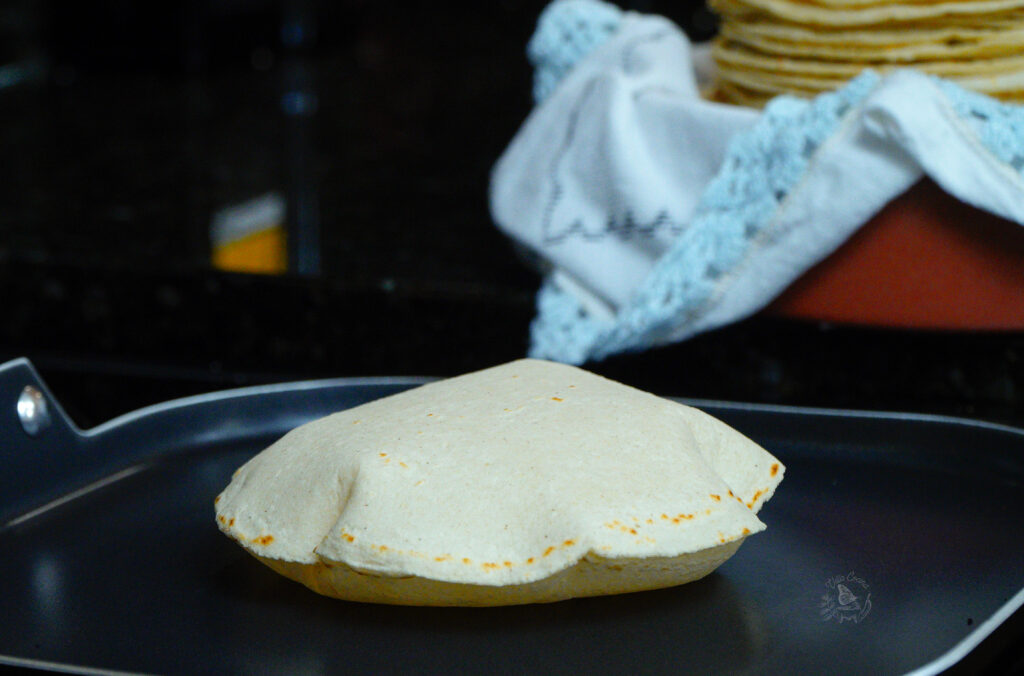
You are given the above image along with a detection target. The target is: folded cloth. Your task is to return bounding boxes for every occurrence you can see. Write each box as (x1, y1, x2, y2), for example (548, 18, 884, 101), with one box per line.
(489, 0, 1024, 365)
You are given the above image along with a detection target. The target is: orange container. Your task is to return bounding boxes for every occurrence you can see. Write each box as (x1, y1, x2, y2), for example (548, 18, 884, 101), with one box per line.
(765, 179, 1024, 329)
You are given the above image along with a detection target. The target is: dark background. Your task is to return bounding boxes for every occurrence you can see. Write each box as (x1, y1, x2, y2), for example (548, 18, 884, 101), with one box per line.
(0, 0, 1022, 430)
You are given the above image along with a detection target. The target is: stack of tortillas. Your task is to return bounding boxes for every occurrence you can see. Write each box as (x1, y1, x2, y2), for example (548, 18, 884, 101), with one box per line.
(216, 359, 784, 606)
(708, 0, 1024, 106)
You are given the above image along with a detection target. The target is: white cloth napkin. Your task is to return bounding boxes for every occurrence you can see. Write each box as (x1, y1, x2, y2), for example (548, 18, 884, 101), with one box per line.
(489, 0, 1024, 364)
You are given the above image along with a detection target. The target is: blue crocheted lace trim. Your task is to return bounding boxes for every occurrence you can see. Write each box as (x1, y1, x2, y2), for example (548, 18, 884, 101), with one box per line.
(527, 0, 623, 103)
(934, 79, 1024, 180)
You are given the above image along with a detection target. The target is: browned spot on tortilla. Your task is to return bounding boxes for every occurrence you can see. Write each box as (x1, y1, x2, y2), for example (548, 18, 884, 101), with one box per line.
(434, 555, 449, 562)
(551, 397, 563, 402)
(710, 494, 721, 501)
(482, 562, 499, 570)
(628, 528, 637, 535)
(343, 533, 355, 543)
(527, 557, 535, 564)
(253, 535, 274, 546)
(214, 495, 221, 505)
(379, 453, 387, 457)
(742, 527, 751, 535)
(217, 515, 226, 524)
(228, 518, 235, 527)
(543, 546, 556, 557)
(503, 561, 513, 567)
(399, 462, 408, 468)
(427, 413, 434, 417)
(563, 539, 575, 546)
(661, 513, 669, 520)
(462, 558, 472, 564)
(771, 463, 780, 477)
(747, 489, 766, 508)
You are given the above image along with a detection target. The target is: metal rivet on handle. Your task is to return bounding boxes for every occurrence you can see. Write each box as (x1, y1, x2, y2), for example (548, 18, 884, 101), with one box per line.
(17, 385, 51, 437)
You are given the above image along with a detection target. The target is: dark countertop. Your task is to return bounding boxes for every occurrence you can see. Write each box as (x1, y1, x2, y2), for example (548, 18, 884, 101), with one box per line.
(4, 255, 1024, 431)
(0, 0, 1022, 431)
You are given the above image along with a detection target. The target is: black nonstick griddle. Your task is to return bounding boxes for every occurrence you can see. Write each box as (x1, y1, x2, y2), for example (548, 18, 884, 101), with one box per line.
(1, 357, 1022, 675)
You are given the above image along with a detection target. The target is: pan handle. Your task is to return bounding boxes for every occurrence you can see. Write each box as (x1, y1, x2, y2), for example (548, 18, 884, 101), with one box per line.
(0, 357, 90, 526)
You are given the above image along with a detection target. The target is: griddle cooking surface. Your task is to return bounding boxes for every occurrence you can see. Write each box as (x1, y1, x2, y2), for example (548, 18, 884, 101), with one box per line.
(0, 371, 1022, 674)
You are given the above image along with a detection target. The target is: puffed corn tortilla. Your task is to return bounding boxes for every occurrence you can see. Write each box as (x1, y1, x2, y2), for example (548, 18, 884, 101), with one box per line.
(215, 359, 784, 606)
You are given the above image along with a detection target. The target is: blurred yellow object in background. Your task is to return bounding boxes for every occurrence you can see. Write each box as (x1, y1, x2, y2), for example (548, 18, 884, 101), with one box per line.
(212, 225, 287, 274)
(210, 193, 287, 274)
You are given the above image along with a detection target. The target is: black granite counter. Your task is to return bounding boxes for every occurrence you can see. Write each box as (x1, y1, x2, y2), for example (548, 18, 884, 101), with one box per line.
(1, 0, 1022, 432)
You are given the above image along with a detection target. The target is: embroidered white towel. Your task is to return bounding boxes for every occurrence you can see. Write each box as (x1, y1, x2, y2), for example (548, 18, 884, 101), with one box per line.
(489, 0, 1024, 364)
